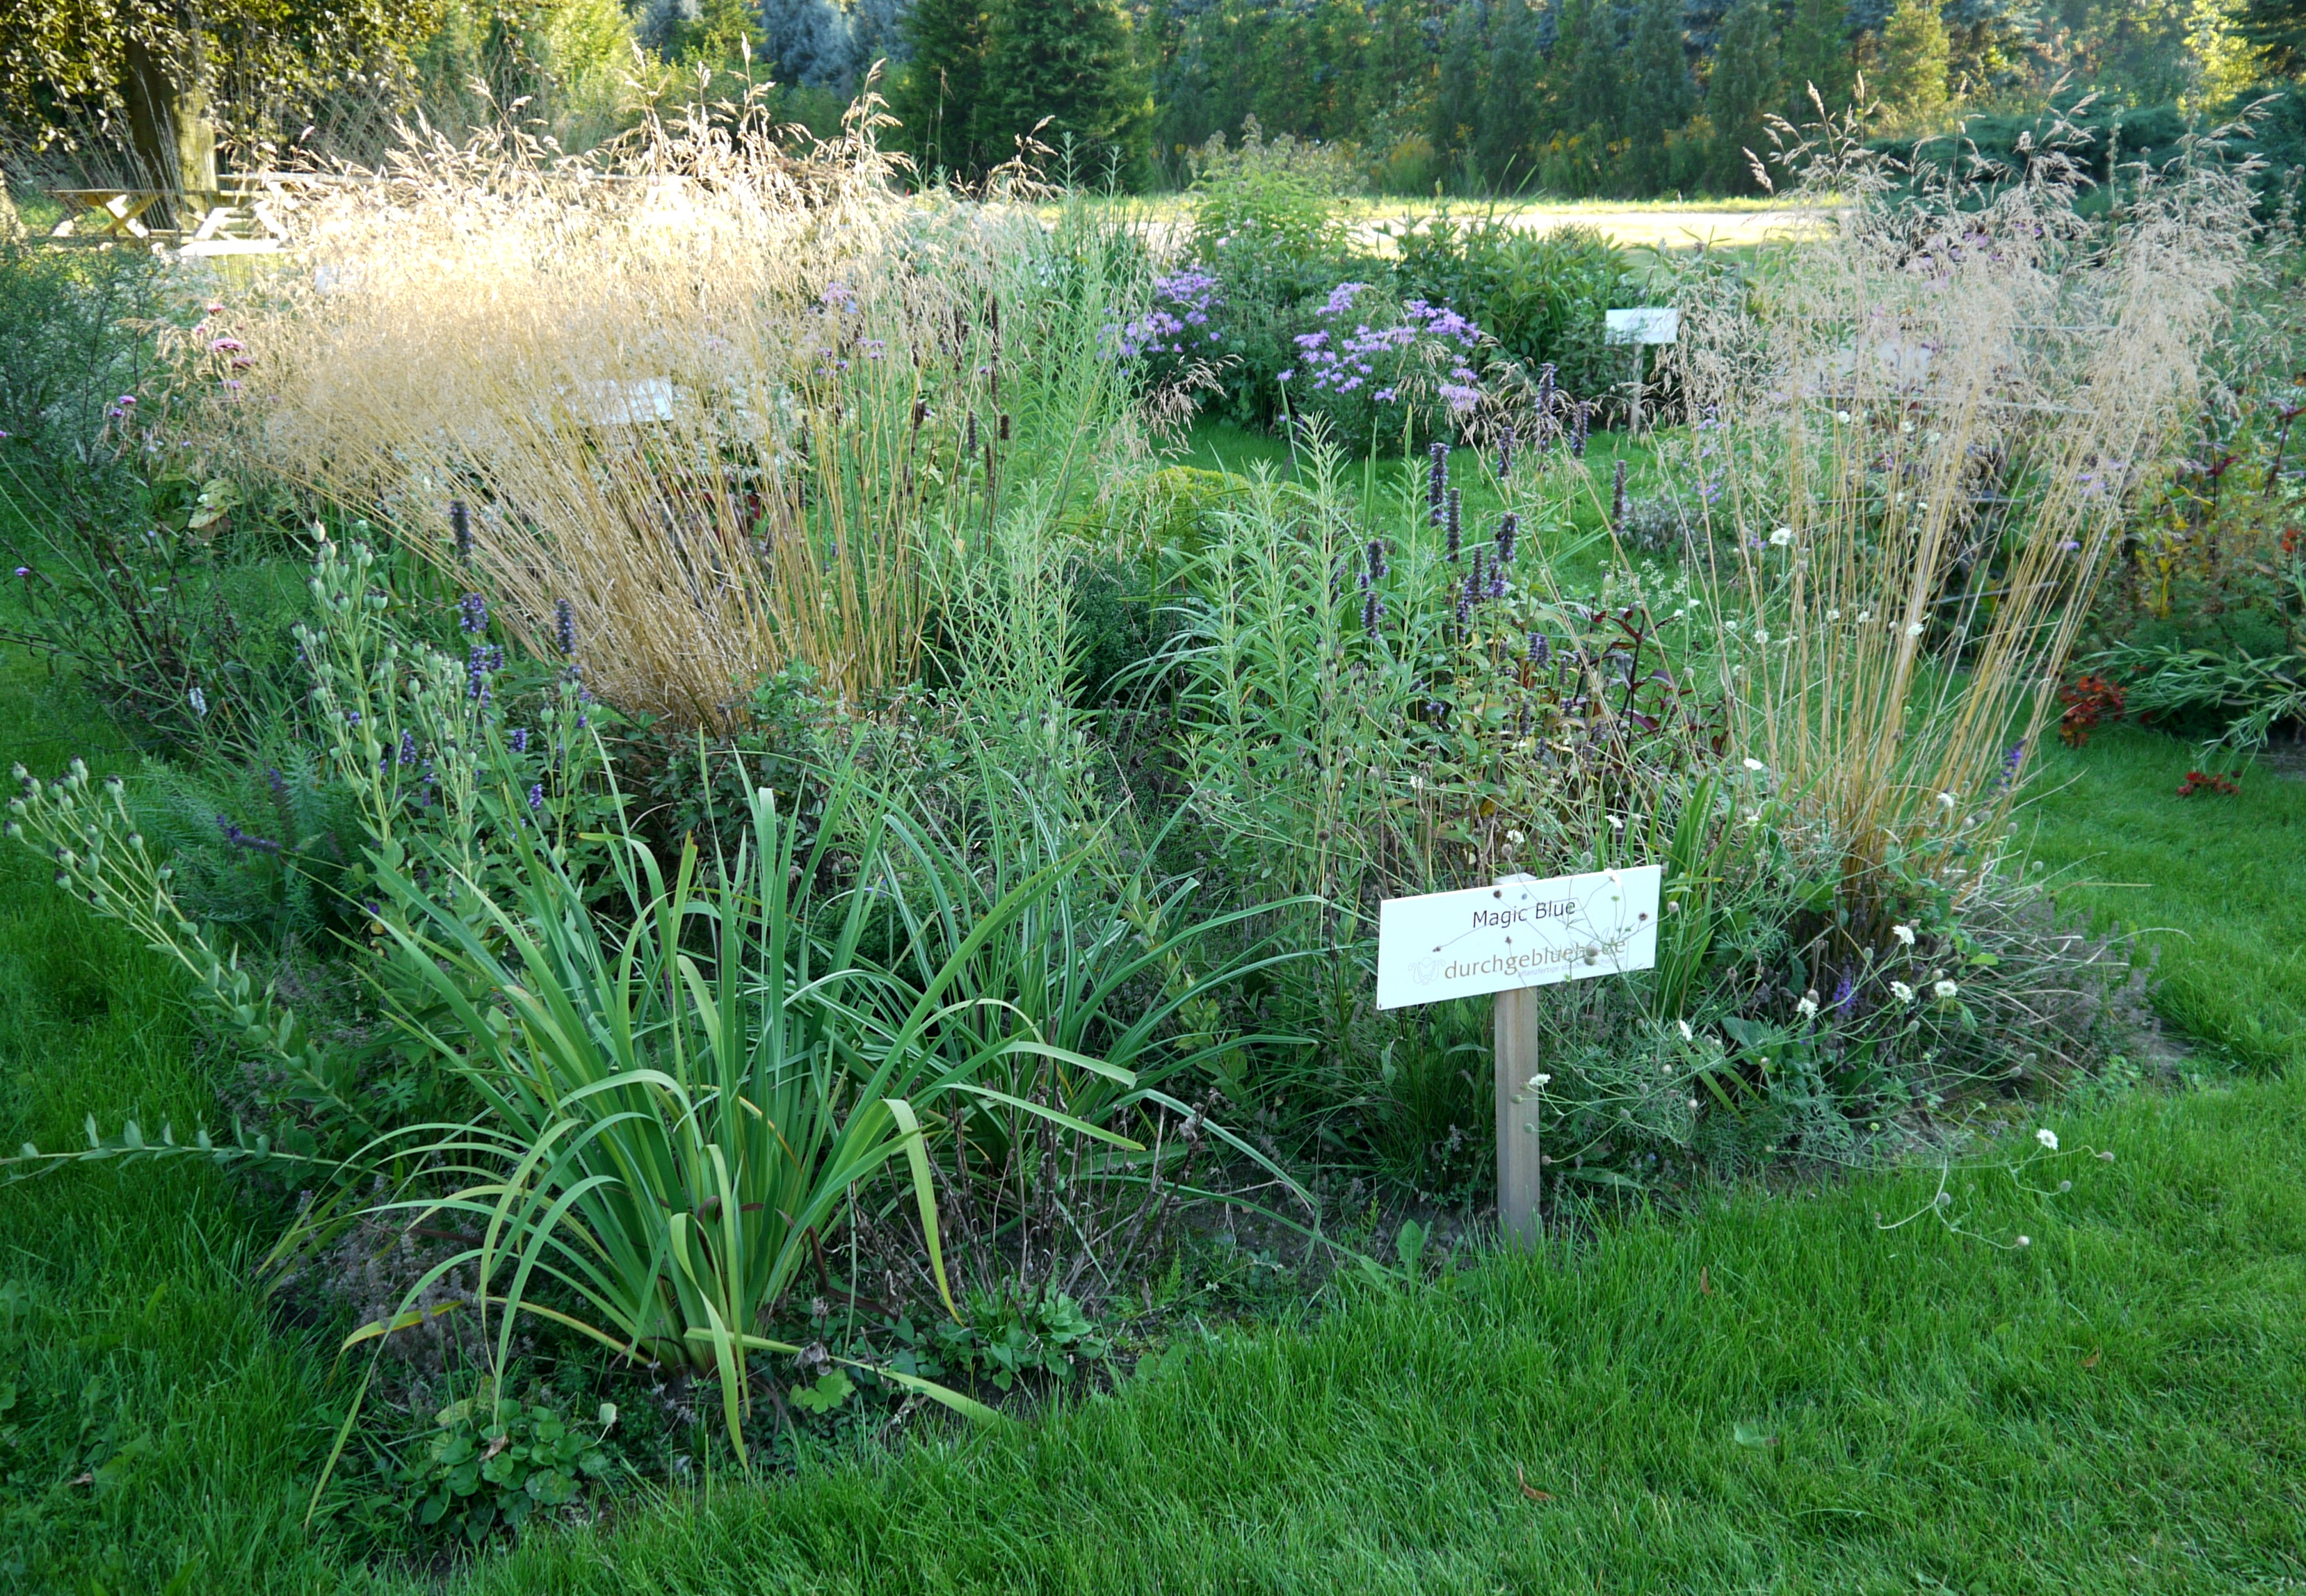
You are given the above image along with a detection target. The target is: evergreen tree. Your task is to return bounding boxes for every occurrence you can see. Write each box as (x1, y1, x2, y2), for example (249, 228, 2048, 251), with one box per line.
(1622, 0, 1693, 190)
(670, 0, 763, 66)
(1876, 0, 1951, 127)
(758, 0, 845, 86)
(1556, 0, 1624, 139)
(1357, 0, 1434, 140)
(978, 0, 1150, 176)
(1479, 0, 1544, 191)
(1430, 1, 1485, 176)
(890, 0, 989, 175)
(1707, 0, 1782, 190)
(1782, 0, 1855, 120)
(2241, 0, 2306, 74)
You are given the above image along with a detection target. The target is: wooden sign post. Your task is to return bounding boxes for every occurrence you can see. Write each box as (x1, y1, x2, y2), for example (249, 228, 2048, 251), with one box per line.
(1376, 865, 1662, 1247)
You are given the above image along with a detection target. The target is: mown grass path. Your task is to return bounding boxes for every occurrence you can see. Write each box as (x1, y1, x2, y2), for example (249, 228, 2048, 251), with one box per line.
(1, 615, 2302, 1593)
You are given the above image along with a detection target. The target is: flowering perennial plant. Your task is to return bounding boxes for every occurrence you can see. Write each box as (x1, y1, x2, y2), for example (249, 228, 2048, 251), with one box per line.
(1279, 283, 1486, 451)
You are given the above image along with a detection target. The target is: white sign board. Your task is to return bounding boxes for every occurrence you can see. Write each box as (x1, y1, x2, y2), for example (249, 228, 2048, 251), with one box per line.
(1375, 866, 1661, 1010)
(1604, 307, 1680, 346)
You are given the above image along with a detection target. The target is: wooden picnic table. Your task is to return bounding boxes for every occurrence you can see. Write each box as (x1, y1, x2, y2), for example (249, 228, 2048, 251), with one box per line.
(47, 188, 170, 241)
(42, 185, 286, 254)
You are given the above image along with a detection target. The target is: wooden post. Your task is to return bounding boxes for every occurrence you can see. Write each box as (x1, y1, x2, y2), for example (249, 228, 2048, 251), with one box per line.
(1494, 983, 1543, 1248)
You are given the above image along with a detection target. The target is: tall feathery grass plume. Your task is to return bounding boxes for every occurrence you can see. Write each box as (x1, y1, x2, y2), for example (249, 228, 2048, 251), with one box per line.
(204, 86, 1151, 726)
(1663, 101, 2265, 934)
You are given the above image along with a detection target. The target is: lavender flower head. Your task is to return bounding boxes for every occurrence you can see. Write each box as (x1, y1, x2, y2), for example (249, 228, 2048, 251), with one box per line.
(1445, 488, 1461, 561)
(1994, 740, 2026, 790)
(1495, 513, 1517, 567)
(527, 782, 545, 813)
(215, 814, 282, 855)
(553, 598, 575, 659)
(1365, 538, 1388, 583)
(1466, 548, 1485, 604)
(397, 730, 419, 767)
(1610, 458, 1628, 531)
(1528, 631, 1550, 666)
(458, 592, 488, 634)
(1427, 442, 1448, 524)
(1362, 591, 1385, 636)
(1571, 401, 1590, 458)
(1497, 425, 1514, 481)
(509, 727, 530, 755)
(451, 500, 471, 565)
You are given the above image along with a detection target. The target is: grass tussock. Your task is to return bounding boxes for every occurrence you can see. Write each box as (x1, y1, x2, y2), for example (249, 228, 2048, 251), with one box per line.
(1668, 106, 2266, 924)
(217, 94, 1148, 725)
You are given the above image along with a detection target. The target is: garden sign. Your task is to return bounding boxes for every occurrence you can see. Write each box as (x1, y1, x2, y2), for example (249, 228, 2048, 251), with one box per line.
(1376, 866, 1662, 1246)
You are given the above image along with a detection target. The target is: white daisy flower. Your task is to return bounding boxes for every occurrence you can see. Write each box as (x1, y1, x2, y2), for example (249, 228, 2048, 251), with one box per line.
(1892, 924, 1916, 946)
(1891, 981, 1915, 1003)
(1935, 979, 1959, 999)
(2035, 1127, 2058, 1152)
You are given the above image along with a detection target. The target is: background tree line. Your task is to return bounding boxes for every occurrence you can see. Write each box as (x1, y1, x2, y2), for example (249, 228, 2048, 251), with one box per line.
(3, 0, 2302, 196)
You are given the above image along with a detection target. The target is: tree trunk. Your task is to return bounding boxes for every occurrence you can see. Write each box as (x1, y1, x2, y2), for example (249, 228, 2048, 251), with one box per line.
(122, 16, 217, 229)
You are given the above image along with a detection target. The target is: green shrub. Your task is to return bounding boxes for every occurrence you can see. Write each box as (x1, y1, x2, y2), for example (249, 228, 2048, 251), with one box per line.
(1387, 215, 1636, 405)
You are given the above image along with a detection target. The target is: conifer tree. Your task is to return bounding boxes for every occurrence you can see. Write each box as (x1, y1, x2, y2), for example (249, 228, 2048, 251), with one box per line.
(890, 0, 989, 175)
(1556, 0, 1624, 140)
(978, 0, 1151, 176)
(1622, 0, 1693, 191)
(1782, 0, 1855, 120)
(1876, 0, 1951, 128)
(1430, 1, 1485, 177)
(1707, 0, 1781, 190)
(1479, 0, 1543, 192)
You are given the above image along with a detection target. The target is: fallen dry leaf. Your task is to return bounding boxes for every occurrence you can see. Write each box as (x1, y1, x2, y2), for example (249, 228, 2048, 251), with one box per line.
(68, 1472, 92, 1488)
(1515, 1463, 1554, 1503)
(2082, 1347, 2102, 1369)
(1700, 1266, 1714, 1297)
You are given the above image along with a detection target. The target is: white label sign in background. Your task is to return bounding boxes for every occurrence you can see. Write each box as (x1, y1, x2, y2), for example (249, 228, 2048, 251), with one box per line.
(1374, 866, 1662, 1010)
(1604, 307, 1681, 346)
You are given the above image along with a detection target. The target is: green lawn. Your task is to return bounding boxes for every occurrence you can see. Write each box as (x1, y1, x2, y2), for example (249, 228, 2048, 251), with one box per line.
(2022, 727, 2306, 1073)
(3, 605, 2303, 1591)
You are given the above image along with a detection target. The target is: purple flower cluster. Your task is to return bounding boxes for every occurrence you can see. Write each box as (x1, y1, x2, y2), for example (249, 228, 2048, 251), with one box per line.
(458, 592, 488, 634)
(1107, 268, 1223, 360)
(215, 814, 282, 855)
(467, 643, 506, 702)
(1287, 289, 1483, 410)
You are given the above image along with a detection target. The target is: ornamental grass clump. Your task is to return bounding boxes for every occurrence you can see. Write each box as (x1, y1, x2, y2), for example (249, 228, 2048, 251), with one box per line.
(1666, 103, 2266, 934)
(206, 91, 1150, 726)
